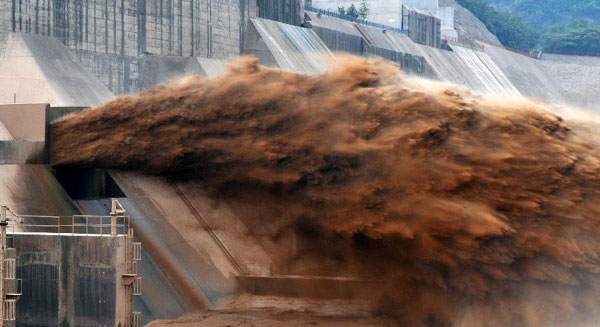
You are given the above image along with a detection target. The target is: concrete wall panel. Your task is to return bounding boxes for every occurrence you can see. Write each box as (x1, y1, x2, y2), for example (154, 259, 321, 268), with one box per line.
(13, 233, 127, 327)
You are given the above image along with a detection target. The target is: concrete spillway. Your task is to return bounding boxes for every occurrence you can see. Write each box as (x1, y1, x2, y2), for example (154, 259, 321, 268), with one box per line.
(0, 33, 114, 107)
(244, 18, 332, 73)
(302, 12, 567, 102)
(0, 3, 598, 325)
(75, 171, 274, 324)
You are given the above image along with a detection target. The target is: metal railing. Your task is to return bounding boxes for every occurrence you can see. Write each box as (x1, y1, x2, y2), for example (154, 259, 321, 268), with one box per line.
(131, 312, 142, 327)
(2, 300, 15, 321)
(8, 214, 130, 236)
(3, 259, 15, 279)
(305, 5, 408, 35)
(132, 277, 142, 296)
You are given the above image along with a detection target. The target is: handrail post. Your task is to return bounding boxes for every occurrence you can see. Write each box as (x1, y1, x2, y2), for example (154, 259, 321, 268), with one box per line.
(72, 216, 74, 235)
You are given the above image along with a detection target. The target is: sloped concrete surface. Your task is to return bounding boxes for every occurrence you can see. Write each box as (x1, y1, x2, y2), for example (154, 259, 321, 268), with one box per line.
(138, 56, 205, 91)
(103, 171, 274, 323)
(196, 58, 227, 77)
(244, 18, 332, 73)
(0, 33, 113, 106)
(0, 121, 12, 140)
(539, 54, 600, 111)
(439, 0, 502, 46)
(480, 42, 566, 104)
(0, 164, 77, 216)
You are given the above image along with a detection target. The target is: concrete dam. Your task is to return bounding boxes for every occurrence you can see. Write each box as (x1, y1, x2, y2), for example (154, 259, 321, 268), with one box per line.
(0, 0, 598, 326)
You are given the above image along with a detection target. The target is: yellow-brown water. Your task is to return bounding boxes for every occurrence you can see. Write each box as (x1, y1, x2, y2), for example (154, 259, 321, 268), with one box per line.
(52, 56, 600, 327)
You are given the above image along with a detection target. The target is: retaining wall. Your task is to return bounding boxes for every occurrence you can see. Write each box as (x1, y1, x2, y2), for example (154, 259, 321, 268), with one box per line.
(13, 233, 128, 327)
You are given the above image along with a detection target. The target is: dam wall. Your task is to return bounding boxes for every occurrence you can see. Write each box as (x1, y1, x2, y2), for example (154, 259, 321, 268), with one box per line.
(12, 233, 130, 327)
(303, 11, 520, 95)
(0, 33, 113, 107)
(0, 0, 258, 95)
(243, 18, 331, 72)
(0, 0, 256, 58)
(258, 0, 305, 26)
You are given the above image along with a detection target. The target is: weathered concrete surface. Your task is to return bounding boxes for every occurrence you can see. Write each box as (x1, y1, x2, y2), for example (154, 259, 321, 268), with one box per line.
(0, 104, 56, 164)
(258, 0, 305, 26)
(0, 141, 45, 164)
(0, 120, 12, 140)
(138, 56, 205, 91)
(0, 33, 113, 106)
(104, 171, 273, 318)
(136, 56, 227, 91)
(438, 0, 501, 46)
(0, 104, 48, 141)
(196, 57, 228, 77)
(480, 42, 565, 104)
(304, 12, 363, 55)
(538, 54, 600, 111)
(13, 233, 127, 327)
(0, 165, 77, 216)
(355, 24, 437, 77)
(0, 0, 258, 95)
(243, 18, 332, 73)
(74, 198, 191, 325)
(304, 13, 436, 77)
(302, 13, 519, 96)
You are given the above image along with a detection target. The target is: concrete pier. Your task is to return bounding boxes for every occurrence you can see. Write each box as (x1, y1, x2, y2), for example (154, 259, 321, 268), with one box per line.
(12, 233, 131, 327)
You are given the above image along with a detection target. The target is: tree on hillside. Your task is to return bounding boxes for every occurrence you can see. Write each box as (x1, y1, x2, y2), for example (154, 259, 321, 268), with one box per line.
(359, 1, 370, 19)
(488, 0, 600, 32)
(346, 4, 359, 18)
(544, 20, 600, 54)
(456, 0, 540, 50)
(337, 5, 346, 15)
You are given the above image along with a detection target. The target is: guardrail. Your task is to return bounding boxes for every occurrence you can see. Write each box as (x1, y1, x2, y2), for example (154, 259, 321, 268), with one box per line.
(305, 5, 408, 35)
(7, 214, 130, 236)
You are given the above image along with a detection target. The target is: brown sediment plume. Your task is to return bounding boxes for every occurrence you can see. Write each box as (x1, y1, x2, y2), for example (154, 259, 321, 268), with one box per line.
(51, 56, 600, 326)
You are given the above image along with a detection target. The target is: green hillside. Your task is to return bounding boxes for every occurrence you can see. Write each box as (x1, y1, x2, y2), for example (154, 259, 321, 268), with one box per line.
(457, 0, 600, 54)
(488, 0, 600, 31)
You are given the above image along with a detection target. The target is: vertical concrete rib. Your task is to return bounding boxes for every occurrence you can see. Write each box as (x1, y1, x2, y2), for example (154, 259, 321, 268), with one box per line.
(189, 0, 193, 56)
(120, 0, 124, 55)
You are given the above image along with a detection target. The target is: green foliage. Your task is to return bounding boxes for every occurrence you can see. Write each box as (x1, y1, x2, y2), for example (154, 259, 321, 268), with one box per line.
(481, 0, 600, 54)
(346, 4, 359, 18)
(456, 0, 540, 50)
(336, 2, 369, 19)
(544, 20, 600, 54)
(358, 1, 370, 19)
(488, 0, 600, 31)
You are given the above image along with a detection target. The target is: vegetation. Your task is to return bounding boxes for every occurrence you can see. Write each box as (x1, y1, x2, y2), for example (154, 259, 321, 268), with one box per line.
(488, 0, 600, 31)
(457, 0, 600, 54)
(544, 20, 600, 54)
(358, 1, 369, 19)
(337, 1, 369, 19)
(456, 0, 540, 51)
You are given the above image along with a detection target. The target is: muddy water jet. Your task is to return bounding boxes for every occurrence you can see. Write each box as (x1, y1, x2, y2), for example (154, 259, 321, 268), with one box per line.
(51, 56, 600, 327)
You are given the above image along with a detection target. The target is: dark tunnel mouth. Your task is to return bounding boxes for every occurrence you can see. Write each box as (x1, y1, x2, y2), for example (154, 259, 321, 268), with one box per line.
(53, 166, 125, 200)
